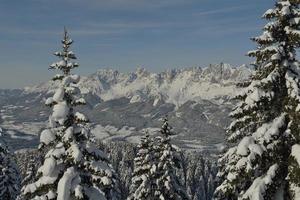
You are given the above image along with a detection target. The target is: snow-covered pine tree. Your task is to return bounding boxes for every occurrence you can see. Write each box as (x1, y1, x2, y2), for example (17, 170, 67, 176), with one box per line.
(117, 144, 135, 199)
(127, 132, 156, 200)
(0, 128, 21, 200)
(214, 0, 300, 199)
(154, 118, 189, 200)
(21, 156, 37, 187)
(22, 28, 119, 200)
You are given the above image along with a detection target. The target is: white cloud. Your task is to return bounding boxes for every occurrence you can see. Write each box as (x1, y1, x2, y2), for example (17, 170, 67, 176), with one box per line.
(194, 5, 250, 16)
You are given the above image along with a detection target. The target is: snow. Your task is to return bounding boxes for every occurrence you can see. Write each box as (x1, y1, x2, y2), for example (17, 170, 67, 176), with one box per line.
(24, 190, 56, 200)
(65, 86, 79, 94)
(5, 130, 33, 141)
(245, 89, 267, 105)
(53, 74, 64, 80)
(47, 190, 57, 199)
(254, 31, 274, 42)
(285, 26, 300, 37)
(281, 5, 290, 15)
(85, 142, 108, 160)
(39, 157, 56, 176)
(242, 164, 278, 200)
(130, 94, 144, 103)
(227, 172, 237, 182)
(290, 183, 300, 200)
(253, 114, 286, 144)
(63, 127, 74, 141)
(91, 125, 111, 140)
(67, 62, 79, 68)
(57, 167, 77, 200)
(90, 124, 219, 151)
(23, 173, 59, 195)
(62, 74, 80, 85)
(40, 129, 56, 145)
(263, 9, 275, 18)
(74, 112, 88, 122)
(239, 68, 280, 109)
(45, 142, 66, 158)
(67, 143, 83, 163)
(52, 101, 69, 125)
(25, 64, 252, 108)
(153, 98, 160, 106)
(45, 97, 54, 105)
(237, 137, 254, 156)
(74, 185, 83, 199)
(101, 176, 112, 186)
(50, 60, 66, 69)
(291, 144, 300, 166)
(74, 98, 86, 105)
(285, 70, 300, 111)
(89, 161, 111, 172)
(53, 87, 65, 102)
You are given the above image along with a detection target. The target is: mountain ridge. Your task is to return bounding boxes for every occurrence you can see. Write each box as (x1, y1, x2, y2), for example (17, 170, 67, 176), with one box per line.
(24, 63, 252, 107)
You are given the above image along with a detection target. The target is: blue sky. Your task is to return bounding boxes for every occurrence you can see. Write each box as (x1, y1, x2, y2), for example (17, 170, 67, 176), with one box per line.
(0, 0, 272, 88)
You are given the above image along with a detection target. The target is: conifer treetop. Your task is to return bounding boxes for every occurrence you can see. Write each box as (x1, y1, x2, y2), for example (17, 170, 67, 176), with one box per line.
(50, 27, 79, 76)
(128, 131, 156, 200)
(160, 117, 174, 138)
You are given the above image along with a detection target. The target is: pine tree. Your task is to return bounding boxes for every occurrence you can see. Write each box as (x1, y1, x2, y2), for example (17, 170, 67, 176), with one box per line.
(214, 0, 300, 199)
(153, 118, 189, 200)
(22, 28, 119, 200)
(127, 132, 156, 200)
(21, 156, 37, 187)
(0, 128, 21, 200)
(118, 144, 135, 199)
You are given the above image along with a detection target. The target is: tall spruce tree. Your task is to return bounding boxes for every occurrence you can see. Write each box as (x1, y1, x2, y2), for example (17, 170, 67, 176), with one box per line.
(128, 132, 156, 200)
(214, 0, 300, 199)
(0, 128, 21, 200)
(153, 118, 189, 200)
(22, 28, 119, 200)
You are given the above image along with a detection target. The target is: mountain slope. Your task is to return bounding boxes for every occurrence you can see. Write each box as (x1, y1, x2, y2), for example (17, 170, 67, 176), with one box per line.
(1, 63, 251, 152)
(25, 63, 251, 107)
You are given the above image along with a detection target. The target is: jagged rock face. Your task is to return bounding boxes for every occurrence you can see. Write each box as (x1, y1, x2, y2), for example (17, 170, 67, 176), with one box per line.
(1, 64, 251, 152)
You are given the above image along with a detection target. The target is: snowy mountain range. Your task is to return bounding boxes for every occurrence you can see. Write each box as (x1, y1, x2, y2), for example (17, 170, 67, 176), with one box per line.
(0, 63, 251, 152)
(25, 63, 251, 106)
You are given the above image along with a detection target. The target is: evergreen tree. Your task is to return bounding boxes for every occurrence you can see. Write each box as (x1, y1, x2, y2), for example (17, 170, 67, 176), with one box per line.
(21, 156, 37, 187)
(154, 118, 189, 200)
(214, 0, 300, 199)
(0, 128, 21, 200)
(15, 141, 217, 200)
(117, 144, 135, 199)
(127, 132, 156, 200)
(102, 141, 140, 200)
(22, 28, 119, 200)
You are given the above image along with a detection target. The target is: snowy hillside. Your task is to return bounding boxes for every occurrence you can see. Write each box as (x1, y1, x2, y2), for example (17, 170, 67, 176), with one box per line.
(1, 63, 251, 152)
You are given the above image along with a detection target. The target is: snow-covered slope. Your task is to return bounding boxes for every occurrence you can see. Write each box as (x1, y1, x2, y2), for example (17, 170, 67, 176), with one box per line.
(25, 63, 251, 107)
(3, 63, 251, 151)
